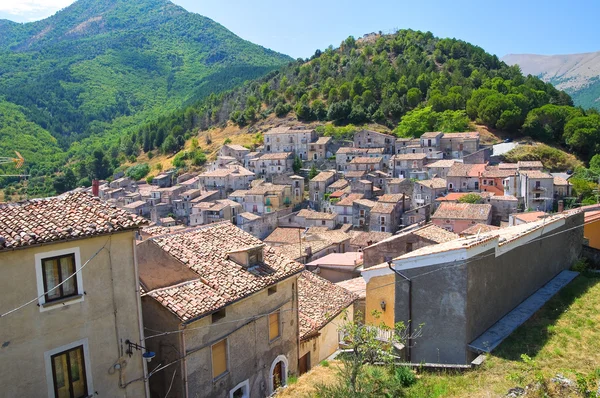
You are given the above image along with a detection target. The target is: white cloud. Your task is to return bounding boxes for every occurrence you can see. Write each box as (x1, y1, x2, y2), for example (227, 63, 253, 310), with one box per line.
(0, 0, 75, 16)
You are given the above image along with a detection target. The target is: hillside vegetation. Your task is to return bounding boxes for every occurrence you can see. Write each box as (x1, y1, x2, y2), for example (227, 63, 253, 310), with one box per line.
(0, 0, 291, 194)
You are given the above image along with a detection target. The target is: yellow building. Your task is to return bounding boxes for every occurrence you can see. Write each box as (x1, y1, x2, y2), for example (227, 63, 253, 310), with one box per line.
(584, 210, 600, 249)
(0, 193, 149, 397)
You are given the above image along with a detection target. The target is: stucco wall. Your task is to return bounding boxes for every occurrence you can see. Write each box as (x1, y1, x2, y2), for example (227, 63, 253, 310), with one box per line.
(365, 273, 396, 328)
(0, 232, 146, 397)
(584, 219, 600, 250)
(363, 234, 436, 268)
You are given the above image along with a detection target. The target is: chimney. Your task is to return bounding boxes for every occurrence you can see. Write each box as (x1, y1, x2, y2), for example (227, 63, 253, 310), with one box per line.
(92, 179, 99, 197)
(558, 200, 564, 213)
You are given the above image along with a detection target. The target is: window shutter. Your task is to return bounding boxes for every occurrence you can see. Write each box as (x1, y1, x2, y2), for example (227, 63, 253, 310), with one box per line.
(212, 339, 228, 378)
(269, 311, 280, 341)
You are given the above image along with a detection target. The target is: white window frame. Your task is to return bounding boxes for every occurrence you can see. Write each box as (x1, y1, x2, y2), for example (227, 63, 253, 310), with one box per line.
(229, 379, 250, 398)
(44, 338, 93, 398)
(35, 247, 84, 312)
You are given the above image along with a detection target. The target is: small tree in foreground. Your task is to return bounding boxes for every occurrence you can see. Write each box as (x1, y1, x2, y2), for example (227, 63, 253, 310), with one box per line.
(316, 311, 422, 397)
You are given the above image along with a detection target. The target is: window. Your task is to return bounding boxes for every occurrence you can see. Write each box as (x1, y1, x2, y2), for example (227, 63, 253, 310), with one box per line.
(321, 220, 326, 226)
(535, 181, 541, 188)
(212, 308, 226, 323)
(360, 209, 365, 217)
(212, 339, 228, 379)
(49, 345, 88, 398)
(269, 311, 281, 341)
(380, 216, 385, 224)
(230, 380, 250, 398)
(406, 242, 413, 252)
(42, 254, 77, 302)
(380, 226, 386, 232)
(268, 285, 277, 295)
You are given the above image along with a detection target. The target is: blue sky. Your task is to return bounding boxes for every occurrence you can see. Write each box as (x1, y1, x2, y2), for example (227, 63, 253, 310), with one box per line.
(1, 0, 598, 59)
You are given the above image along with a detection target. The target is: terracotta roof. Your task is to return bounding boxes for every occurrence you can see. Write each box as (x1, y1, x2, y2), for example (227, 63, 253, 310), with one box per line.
(246, 184, 288, 195)
(140, 225, 187, 238)
(329, 190, 346, 199)
(275, 239, 332, 261)
(144, 223, 304, 323)
(229, 190, 248, 197)
(0, 193, 147, 250)
(371, 202, 396, 214)
(518, 161, 544, 169)
(426, 159, 456, 168)
(584, 210, 600, 223)
(553, 176, 571, 186)
(378, 194, 405, 203)
(199, 166, 254, 177)
(489, 195, 518, 202)
(336, 193, 365, 206)
(336, 147, 362, 154)
(238, 212, 261, 221)
(344, 171, 367, 178)
(421, 132, 443, 138)
(412, 224, 459, 243)
(460, 223, 501, 236)
(393, 153, 428, 161)
(190, 190, 220, 203)
(315, 137, 332, 145)
(224, 144, 249, 151)
(306, 227, 351, 244)
(265, 126, 314, 135)
(447, 163, 486, 178)
(354, 199, 377, 208)
(432, 203, 492, 221)
(513, 211, 548, 223)
(435, 192, 472, 202)
(498, 163, 519, 170)
(123, 200, 147, 209)
(297, 209, 337, 220)
(416, 178, 447, 189)
(298, 271, 358, 340)
(482, 166, 517, 178)
(441, 132, 479, 139)
(349, 231, 392, 247)
(350, 156, 383, 164)
(311, 171, 336, 182)
(520, 170, 553, 179)
(264, 227, 302, 244)
(335, 277, 366, 299)
(329, 179, 349, 189)
(387, 178, 407, 184)
(258, 152, 292, 161)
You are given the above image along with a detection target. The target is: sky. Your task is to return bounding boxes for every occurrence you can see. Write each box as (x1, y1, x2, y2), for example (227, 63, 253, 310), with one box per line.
(0, 0, 598, 59)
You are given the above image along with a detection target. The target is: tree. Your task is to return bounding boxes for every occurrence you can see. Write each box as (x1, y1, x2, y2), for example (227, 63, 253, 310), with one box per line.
(522, 105, 583, 142)
(309, 165, 319, 179)
(311, 100, 327, 121)
(162, 135, 178, 154)
(88, 149, 111, 180)
(458, 193, 482, 204)
(327, 101, 352, 123)
(274, 103, 291, 117)
(564, 115, 600, 159)
(293, 155, 303, 173)
(406, 88, 422, 108)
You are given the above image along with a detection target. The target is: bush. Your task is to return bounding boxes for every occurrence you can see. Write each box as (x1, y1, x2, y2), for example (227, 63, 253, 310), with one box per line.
(125, 163, 150, 181)
(394, 366, 416, 387)
(192, 150, 207, 166)
(320, 360, 330, 368)
(145, 176, 153, 184)
(572, 258, 590, 273)
(223, 138, 232, 145)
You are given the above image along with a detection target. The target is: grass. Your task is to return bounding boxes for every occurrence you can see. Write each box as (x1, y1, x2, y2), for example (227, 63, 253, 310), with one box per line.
(501, 143, 583, 172)
(278, 274, 600, 397)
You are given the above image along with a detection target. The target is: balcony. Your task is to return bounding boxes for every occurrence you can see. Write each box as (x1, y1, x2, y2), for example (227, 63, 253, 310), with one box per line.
(415, 198, 425, 205)
(532, 186, 547, 192)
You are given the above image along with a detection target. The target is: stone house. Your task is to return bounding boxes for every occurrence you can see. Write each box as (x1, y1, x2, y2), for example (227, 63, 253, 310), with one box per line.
(519, 170, 554, 212)
(139, 223, 304, 398)
(237, 209, 292, 240)
(402, 204, 431, 227)
(370, 202, 399, 233)
(333, 193, 364, 225)
(432, 202, 493, 233)
(309, 171, 337, 210)
(480, 166, 517, 196)
(247, 152, 294, 179)
(362, 212, 582, 364)
(353, 199, 377, 229)
(413, 178, 447, 208)
(306, 252, 364, 283)
(425, 159, 456, 179)
(391, 153, 428, 178)
(395, 138, 422, 154)
(308, 136, 332, 161)
(263, 126, 317, 159)
(335, 147, 363, 172)
(385, 177, 414, 197)
(198, 165, 255, 199)
(446, 163, 487, 192)
(152, 173, 173, 188)
(0, 193, 148, 398)
(348, 231, 393, 252)
(189, 199, 243, 226)
(351, 179, 374, 199)
(354, 129, 396, 155)
(327, 179, 349, 194)
(123, 199, 150, 217)
(348, 156, 384, 173)
(296, 209, 338, 229)
(243, 183, 292, 215)
(517, 161, 544, 171)
(220, 144, 251, 162)
(272, 174, 305, 205)
(486, 195, 519, 224)
(297, 271, 358, 375)
(440, 132, 480, 158)
(553, 175, 572, 201)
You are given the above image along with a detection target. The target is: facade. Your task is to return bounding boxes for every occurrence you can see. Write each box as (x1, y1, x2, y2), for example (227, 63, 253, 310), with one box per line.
(553, 176, 572, 200)
(487, 195, 519, 224)
(243, 183, 292, 215)
(220, 144, 251, 162)
(402, 204, 431, 227)
(198, 165, 255, 199)
(308, 136, 332, 161)
(391, 153, 428, 178)
(296, 209, 338, 229)
(353, 199, 376, 229)
(519, 170, 554, 212)
(309, 171, 337, 210)
(0, 193, 148, 398)
(362, 211, 583, 364)
(247, 153, 294, 179)
(439, 132, 480, 158)
(446, 163, 486, 192)
(263, 126, 317, 159)
(297, 271, 357, 375)
(432, 202, 493, 233)
(354, 130, 396, 155)
(139, 223, 304, 398)
(413, 178, 447, 208)
(370, 201, 400, 233)
(306, 252, 364, 283)
(479, 166, 517, 196)
(272, 174, 305, 205)
(425, 159, 457, 179)
(189, 199, 243, 226)
(348, 157, 384, 173)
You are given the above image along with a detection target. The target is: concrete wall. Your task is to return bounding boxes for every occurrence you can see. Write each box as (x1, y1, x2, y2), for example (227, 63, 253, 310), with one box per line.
(0, 232, 146, 397)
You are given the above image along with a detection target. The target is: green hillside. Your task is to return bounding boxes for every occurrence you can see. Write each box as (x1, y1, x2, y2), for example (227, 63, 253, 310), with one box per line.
(0, 0, 291, 169)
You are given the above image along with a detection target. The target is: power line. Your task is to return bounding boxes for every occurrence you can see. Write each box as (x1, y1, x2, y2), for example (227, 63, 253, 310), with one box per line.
(0, 238, 110, 319)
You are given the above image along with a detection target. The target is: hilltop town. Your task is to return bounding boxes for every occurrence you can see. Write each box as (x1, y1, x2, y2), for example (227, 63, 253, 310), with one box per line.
(2, 124, 598, 397)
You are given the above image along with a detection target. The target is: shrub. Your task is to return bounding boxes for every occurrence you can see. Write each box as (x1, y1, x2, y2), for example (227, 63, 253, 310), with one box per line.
(223, 138, 232, 145)
(394, 366, 416, 387)
(320, 360, 330, 368)
(125, 163, 150, 181)
(572, 258, 590, 273)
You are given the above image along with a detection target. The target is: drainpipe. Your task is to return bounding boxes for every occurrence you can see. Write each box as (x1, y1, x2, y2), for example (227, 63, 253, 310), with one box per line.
(180, 325, 189, 398)
(387, 261, 412, 363)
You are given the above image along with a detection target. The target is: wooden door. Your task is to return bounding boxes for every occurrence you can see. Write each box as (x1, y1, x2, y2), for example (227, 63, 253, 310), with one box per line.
(273, 361, 284, 390)
(299, 353, 310, 375)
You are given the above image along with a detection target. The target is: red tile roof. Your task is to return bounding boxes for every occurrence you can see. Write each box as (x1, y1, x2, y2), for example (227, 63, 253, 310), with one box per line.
(447, 163, 486, 178)
(298, 270, 358, 340)
(144, 223, 304, 323)
(0, 192, 147, 250)
(349, 231, 392, 248)
(432, 203, 492, 221)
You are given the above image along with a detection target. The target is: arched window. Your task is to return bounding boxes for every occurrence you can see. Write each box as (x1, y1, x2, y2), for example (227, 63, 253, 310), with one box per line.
(269, 355, 288, 394)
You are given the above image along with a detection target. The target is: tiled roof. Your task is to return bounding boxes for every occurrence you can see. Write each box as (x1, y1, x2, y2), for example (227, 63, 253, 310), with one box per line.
(224, 144, 249, 151)
(371, 202, 396, 214)
(199, 166, 254, 177)
(144, 223, 304, 322)
(307, 252, 363, 268)
(297, 209, 337, 220)
(553, 176, 571, 186)
(336, 147, 362, 154)
(190, 191, 220, 203)
(298, 271, 358, 340)
(311, 171, 336, 182)
(315, 137, 331, 145)
(246, 184, 288, 195)
(421, 132, 443, 138)
(432, 203, 492, 221)
(447, 163, 486, 178)
(482, 166, 517, 178)
(123, 200, 147, 209)
(498, 163, 519, 170)
(264, 227, 302, 244)
(387, 178, 407, 184)
(518, 161, 544, 168)
(350, 156, 383, 164)
(0, 192, 147, 250)
(441, 132, 479, 139)
(489, 195, 518, 202)
(520, 170, 553, 179)
(416, 178, 447, 189)
(265, 126, 314, 135)
(335, 277, 366, 299)
(514, 211, 548, 223)
(275, 239, 332, 261)
(229, 190, 248, 197)
(349, 231, 392, 247)
(460, 223, 501, 236)
(259, 152, 292, 160)
(378, 194, 405, 203)
(238, 212, 261, 221)
(354, 199, 377, 208)
(336, 193, 364, 206)
(329, 179, 349, 189)
(426, 159, 456, 168)
(140, 225, 187, 238)
(344, 171, 367, 178)
(435, 192, 473, 202)
(393, 153, 428, 161)
(306, 227, 351, 244)
(412, 224, 459, 243)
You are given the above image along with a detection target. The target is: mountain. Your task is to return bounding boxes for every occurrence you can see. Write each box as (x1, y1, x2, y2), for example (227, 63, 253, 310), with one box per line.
(0, 0, 292, 151)
(502, 52, 600, 109)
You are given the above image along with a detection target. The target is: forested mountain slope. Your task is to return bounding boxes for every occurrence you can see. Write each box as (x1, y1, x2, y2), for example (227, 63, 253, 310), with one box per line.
(0, 0, 291, 163)
(503, 52, 600, 110)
